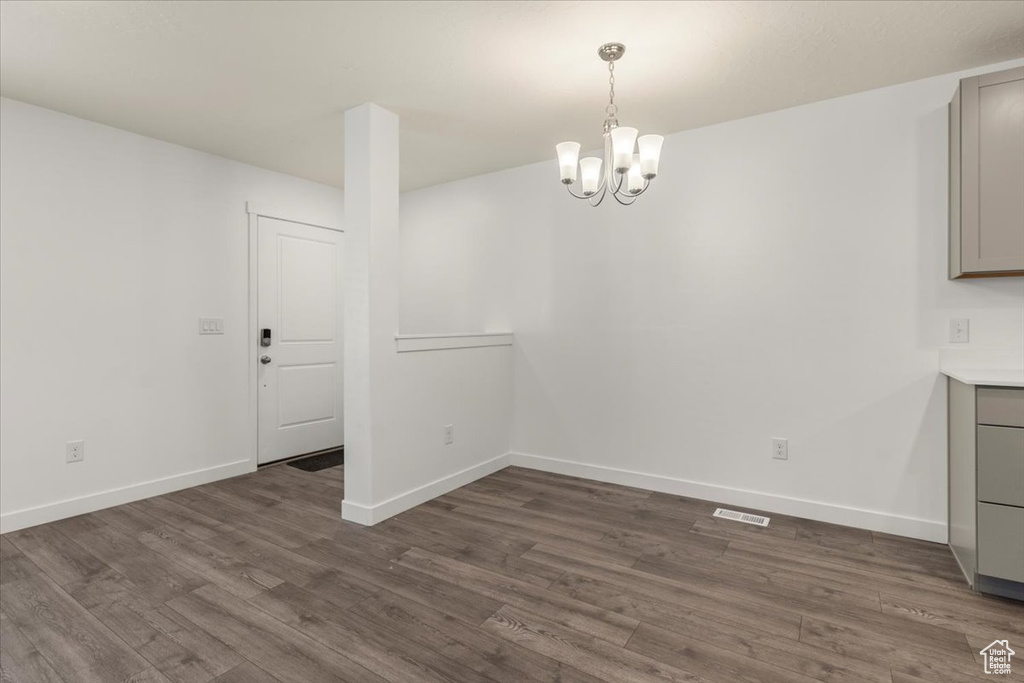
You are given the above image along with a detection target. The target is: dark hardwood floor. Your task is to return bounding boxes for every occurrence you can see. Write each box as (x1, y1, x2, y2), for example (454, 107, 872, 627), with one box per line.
(1, 463, 1020, 682)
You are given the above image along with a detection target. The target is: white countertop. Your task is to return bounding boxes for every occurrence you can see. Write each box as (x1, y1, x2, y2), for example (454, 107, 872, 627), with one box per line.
(941, 368, 1024, 387)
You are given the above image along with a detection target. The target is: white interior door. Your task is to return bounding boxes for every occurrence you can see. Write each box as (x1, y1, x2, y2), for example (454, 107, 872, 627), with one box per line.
(257, 216, 344, 464)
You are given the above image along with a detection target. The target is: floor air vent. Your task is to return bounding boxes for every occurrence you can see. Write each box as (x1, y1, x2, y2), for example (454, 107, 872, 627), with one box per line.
(713, 508, 770, 527)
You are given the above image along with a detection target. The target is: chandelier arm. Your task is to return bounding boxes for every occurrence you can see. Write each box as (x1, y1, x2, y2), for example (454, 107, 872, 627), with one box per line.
(610, 172, 626, 196)
(565, 171, 610, 200)
(589, 182, 609, 207)
(609, 190, 639, 206)
(565, 184, 591, 200)
(611, 176, 651, 199)
(607, 169, 625, 194)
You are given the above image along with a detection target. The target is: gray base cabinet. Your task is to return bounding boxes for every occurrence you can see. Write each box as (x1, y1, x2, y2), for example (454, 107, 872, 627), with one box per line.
(949, 66, 1024, 279)
(948, 379, 1024, 600)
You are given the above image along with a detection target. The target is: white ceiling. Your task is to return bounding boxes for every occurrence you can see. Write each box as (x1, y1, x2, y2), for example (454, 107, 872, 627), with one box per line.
(2, 1, 1022, 191)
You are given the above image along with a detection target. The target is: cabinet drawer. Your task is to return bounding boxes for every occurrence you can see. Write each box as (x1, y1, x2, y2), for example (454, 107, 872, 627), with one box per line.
(978, 503, 1024, 582)
(977, 387, 1024, 427)
(978, 426, 1024, 507)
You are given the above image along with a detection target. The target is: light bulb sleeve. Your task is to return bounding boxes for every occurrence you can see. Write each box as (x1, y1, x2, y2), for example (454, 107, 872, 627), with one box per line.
(555, 141, 581, 183)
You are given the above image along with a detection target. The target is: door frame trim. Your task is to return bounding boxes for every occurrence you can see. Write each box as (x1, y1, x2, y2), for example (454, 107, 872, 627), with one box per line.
(246, 201, 344, 470)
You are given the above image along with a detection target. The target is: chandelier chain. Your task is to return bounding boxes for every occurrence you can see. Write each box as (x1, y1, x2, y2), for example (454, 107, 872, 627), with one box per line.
(606, 61, 617, 117)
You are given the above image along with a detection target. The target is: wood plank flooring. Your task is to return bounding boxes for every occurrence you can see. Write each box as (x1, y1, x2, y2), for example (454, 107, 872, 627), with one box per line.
(1, 463, 1020, 682)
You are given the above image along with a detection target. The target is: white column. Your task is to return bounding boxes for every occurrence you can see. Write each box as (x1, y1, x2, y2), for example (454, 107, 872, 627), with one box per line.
(342, 103, 400, 524)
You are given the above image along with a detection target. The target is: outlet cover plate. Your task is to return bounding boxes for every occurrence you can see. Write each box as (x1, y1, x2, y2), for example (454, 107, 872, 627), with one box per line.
(66, 440, 84, 463)
(772, 437, 788, 461)
(949, 318, 969, 343)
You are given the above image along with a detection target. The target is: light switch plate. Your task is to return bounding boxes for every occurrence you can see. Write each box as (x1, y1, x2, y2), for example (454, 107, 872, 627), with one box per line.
(199, 317, 224, 335)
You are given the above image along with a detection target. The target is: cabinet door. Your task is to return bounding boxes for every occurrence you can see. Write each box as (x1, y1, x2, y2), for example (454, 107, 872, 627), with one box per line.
(977, 503, 1024, 582)
(977, 426, 1024, 507)
(960, 67, 1024, 275)
(977, 386, 1024, 428)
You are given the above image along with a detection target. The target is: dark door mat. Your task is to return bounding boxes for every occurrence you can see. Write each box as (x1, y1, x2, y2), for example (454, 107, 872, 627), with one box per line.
(287, 447, 344, 472)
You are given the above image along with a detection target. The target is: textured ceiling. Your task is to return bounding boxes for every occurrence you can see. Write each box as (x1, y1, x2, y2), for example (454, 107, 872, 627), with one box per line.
(1, 1, 1022, 190)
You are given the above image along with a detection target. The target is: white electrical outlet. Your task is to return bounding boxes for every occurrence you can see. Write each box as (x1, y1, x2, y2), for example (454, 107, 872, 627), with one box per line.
(444, 424, 454, 445)
(949, 318, 969, 343)
(772, 438, 788, 461)
(66, 440, 84, 463)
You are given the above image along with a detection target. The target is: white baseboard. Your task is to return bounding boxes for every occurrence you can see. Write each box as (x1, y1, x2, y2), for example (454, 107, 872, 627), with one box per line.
(340, 499, 374, 526)
(7, 448, 945, 545)
(508, 452, 947, 543)
(341, 453, 510, 526)
(0, 459, 255, 534)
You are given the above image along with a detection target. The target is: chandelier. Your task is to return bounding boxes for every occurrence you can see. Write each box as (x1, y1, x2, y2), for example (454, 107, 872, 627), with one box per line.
(555, 43, 664, 206)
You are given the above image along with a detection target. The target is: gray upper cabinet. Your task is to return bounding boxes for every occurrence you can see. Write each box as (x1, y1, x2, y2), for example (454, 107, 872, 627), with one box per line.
(950, 66, 1024, 279)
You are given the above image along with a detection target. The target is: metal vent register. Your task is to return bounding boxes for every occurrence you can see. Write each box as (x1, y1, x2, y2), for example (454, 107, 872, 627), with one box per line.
(712, 508, 770, 527)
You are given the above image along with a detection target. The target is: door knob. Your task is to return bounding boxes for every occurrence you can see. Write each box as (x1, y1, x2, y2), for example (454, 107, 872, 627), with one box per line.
(260, 355, 272, 365)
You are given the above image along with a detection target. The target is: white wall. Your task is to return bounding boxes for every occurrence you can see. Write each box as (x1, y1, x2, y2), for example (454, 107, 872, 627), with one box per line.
(400, 60, 1024, 542)
(365, 346, 513, 514)
(0, 97, 514, 532)
(342, 104, 513, 526)
(401, 174, 514, 334)
(5, 59, 1021, 540)
(0, 98, 344, 531)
